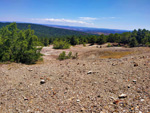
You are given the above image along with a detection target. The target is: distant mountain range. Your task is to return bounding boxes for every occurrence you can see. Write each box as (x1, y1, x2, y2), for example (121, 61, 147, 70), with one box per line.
(0, 22, 131, 38)
(0, 22, 87, 38)
(43, 24, 131, 35)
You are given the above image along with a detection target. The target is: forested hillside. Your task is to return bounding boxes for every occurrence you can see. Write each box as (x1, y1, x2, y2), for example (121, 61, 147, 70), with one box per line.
(1, 22, 150, 49)
(52, 29, 150, 49)
(0, 22, 87, 38)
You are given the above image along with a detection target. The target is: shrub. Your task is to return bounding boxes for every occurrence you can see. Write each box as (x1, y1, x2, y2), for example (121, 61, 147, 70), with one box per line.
(58, 51, 66, 60)
(67, 51, 72, 59)
(145, 42, 150, 47)
(53, 40, 70, 49)
(0, 23, 42, 64)
(83, 43, 86, 47)
(20, 49, 42, 64)
(107, 43, 112, 47)
(129, 37, 138, 47)
(58, 51, 78, 60)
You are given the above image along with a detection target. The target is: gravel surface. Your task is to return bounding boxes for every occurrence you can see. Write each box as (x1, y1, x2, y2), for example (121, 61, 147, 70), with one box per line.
(0, 45, 150, 113)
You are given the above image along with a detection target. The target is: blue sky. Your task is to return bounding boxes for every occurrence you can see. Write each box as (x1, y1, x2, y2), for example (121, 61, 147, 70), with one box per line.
(0, 0, 150, 30)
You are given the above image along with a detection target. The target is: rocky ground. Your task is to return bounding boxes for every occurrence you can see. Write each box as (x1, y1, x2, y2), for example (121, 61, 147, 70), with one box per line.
(0, 45, 150, 113)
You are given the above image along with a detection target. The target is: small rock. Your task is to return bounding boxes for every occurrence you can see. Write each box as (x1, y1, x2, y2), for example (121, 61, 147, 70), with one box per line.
(46, 77, 51, 81)
(97, 95, 101, 98)
(137, 88, 142, 93)
(40, 79, 46, 84)
(81, 108, 86, 111)
(23, 96, 28, 100)
(87, 71, 92, 74)
(140, 99, 144, 102)
(113, 100, 120, 104)
(118, 94, 127, 99)
(134, 62, 138, 67)
(113, 100, 127, 107)
(127, 85, 131, 88)
(76, 99, 80, 102)
(133, 80, 136, 84)
(28, 69, 33, 71)
(112, 63, 116, 66)
(27, 109, 30, 112)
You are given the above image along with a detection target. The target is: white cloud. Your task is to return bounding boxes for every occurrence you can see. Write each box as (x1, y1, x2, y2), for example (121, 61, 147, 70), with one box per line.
(0, 17, 95, 27)
(99, 17, 117, 20)
(43, 18, 88, 24)
(31, 18, 95, 27)
(79, 17, 97, 21)
(79, 17, 117, 20)
(109, 17, 116, 19)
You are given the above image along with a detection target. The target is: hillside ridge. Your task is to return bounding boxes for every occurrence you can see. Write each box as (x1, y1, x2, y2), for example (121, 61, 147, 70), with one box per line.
(0, 22, 87, 38)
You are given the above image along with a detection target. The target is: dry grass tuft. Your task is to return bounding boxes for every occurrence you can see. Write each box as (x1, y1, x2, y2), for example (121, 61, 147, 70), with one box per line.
(100, 51, 133, 59)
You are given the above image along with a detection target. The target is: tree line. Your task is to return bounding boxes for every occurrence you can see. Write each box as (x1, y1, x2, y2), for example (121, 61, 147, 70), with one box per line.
(1, 23, 150, 63)
(41, 29, 150, 48)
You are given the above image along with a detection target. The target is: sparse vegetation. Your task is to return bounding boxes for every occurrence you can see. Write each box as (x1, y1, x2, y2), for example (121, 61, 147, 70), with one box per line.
(53, 40, 70, 49)
(100, 51, 133, 59)
(83, 43, 86, 47)
(72, 52, 78, 59)
(107, 43, 112, 47)
(58, 51, 67, 60)
(67, 51, 72, 59)
(58, 51, 78, 60)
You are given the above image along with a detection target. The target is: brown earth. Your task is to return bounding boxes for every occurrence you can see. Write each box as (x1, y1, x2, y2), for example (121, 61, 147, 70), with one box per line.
(0, 44, 150, 113)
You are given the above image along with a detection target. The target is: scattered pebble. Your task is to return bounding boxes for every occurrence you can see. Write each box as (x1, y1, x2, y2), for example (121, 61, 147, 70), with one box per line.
(127, 85, 131, 88)
(118, 94, 127, 99)
(28, 69, 33, 71)
(134, 62, 138, 67)
(76, 99, 80, 102)
(40, 79, 46, 84)
(1, 47, 150, 112)
(23, 96, 28, 101)
(27, 109, 30, 112)
(133, 80, 137, 83)
(87, 71, 92, 74)
(140, 99, 144, 102)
